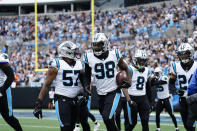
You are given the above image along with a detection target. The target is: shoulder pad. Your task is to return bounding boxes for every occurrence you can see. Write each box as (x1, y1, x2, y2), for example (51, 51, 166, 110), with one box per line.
(48, 58, 60, 69)
(0, 53, 9, 63)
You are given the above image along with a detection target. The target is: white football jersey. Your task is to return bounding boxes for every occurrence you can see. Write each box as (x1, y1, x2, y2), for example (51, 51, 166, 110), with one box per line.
(156, 75, 169, 99)
(170, 61, 197, 97)
(128, 65, 151, 96)
(84, 49, 120, 95)
(49, 58, 84, 98)
(0, 53, 9, 87)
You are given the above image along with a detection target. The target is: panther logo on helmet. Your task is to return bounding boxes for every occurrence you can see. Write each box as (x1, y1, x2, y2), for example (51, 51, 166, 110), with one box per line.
(133, 49, 148, 69)
(92, 33, 109, 56)
(177, 43, 194, 64)
(58, 41, 79, 60)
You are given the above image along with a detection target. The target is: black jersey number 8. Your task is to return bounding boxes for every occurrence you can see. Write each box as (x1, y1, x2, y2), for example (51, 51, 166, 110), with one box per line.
(95, 61, 115, 79)
(136, 76, 145, 90)
(63, 70, 80, 86)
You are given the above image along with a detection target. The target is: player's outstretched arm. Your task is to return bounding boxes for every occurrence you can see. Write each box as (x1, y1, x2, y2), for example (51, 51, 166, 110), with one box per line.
(0, 63, 14, 97)
(33, 67, 57, 119)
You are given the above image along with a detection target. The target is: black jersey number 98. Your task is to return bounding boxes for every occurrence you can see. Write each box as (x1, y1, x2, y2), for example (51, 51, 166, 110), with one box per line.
(95, 61, 115, 79)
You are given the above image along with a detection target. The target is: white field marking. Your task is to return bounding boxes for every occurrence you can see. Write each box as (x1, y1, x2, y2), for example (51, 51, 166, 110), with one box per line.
(0, 122, 184, 131)
(0, 124, 59, 129)
(149, 122, 184, 127)
(0, 117, 57, 120)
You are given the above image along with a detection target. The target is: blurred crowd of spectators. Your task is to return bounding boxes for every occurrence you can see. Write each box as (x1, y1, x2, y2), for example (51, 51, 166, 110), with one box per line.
(0, 0, 197, 87)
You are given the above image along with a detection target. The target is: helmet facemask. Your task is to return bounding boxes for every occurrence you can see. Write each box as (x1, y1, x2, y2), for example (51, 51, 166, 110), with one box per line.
(74, 48, 81, 60)
(92, 33, 109, 56)
(133, 49, 148, 70)
(155, 72, 161, 79)
(154, 67, 163, 79)
(92, 41, 108, 56)
(177, 50, 193, 64)
(177, 43, 194, 64)
(133, 57, 148, 69)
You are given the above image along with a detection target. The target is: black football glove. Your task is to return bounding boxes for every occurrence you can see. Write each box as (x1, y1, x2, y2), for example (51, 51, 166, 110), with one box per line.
(128, 100, 137, 108)
(0, 88, 6, 98)
(33, 99, 43, 119)
(176, 90, 184, 97)
(77, 95, 88, 106)
(84, 86, 91, 96)
(119, 80, 131, 89)
(149, 104, 154, 114)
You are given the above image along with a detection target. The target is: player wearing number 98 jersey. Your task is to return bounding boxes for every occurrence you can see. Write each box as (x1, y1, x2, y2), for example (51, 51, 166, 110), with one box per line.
(169, 43, 197, 131)
(33, 41, 90, 131)
(126, 49, 152, 131)
(83, 33, 132, 131)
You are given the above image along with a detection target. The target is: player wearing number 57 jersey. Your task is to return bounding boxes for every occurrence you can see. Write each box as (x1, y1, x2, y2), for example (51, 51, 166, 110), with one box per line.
(33, 41, 90, 131)
(127, 49, 152, 131)
(169, 43, 197, 131)
(83, 33, 132, 131)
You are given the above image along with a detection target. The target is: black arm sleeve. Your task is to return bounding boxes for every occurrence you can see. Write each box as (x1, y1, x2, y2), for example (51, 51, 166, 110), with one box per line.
(146, 81, 154, 106)
(79, 63, 92, 91)
(151, 78, 167, 86)
(0, 65, 14, 93)
(169, 78, 177, 94)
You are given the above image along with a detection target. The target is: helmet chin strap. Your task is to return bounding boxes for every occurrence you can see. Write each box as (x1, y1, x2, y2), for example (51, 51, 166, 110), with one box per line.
(94, 50, 103, 56)
(181, 59, 190, 64)
(134, 64, 144, 71)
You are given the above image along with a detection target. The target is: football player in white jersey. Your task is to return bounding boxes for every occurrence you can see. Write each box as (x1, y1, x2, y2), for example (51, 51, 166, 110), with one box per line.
(33, 41, 90, 131)
(153, 67, 178, 131)
(169, 43, 197, 131)
(0, 53, 23, 131)
(83, 33, 133, 131)
(127, 49, 153, 131)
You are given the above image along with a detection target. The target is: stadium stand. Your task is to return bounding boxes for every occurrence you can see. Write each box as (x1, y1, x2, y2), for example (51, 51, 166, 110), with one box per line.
(0, 0, 197, 108)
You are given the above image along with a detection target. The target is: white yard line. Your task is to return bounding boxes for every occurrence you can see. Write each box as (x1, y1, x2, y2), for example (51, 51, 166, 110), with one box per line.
(0, 122, 184, 131)
(0, 124, 59, 129)
(149, 122, 184, 127)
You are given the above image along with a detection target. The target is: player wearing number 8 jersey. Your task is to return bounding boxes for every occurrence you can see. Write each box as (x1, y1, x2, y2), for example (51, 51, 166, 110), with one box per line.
(169, 43, 197, 131)
(83, 33, 132, 131)
(126, 49, 152, 131)
(33, 41, 90, 131)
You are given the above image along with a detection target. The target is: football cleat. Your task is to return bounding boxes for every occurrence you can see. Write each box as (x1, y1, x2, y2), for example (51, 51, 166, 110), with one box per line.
(94, 122, 100, 131)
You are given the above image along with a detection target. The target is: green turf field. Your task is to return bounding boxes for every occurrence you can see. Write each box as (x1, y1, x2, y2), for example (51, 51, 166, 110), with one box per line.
(0, 117, 185, 131)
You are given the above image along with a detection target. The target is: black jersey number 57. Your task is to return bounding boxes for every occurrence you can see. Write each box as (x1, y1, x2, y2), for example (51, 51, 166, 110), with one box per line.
(62, 70, 80, 86)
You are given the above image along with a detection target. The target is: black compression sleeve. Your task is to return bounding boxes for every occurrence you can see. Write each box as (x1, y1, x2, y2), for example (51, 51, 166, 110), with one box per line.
(169, 78, 176, 94)
(84, 63, 92, 86)
(79, 63, 92, 90)
(152, 79, 167, 86)
(1, 65, 14, 92)
(146, 82, 153, 105)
